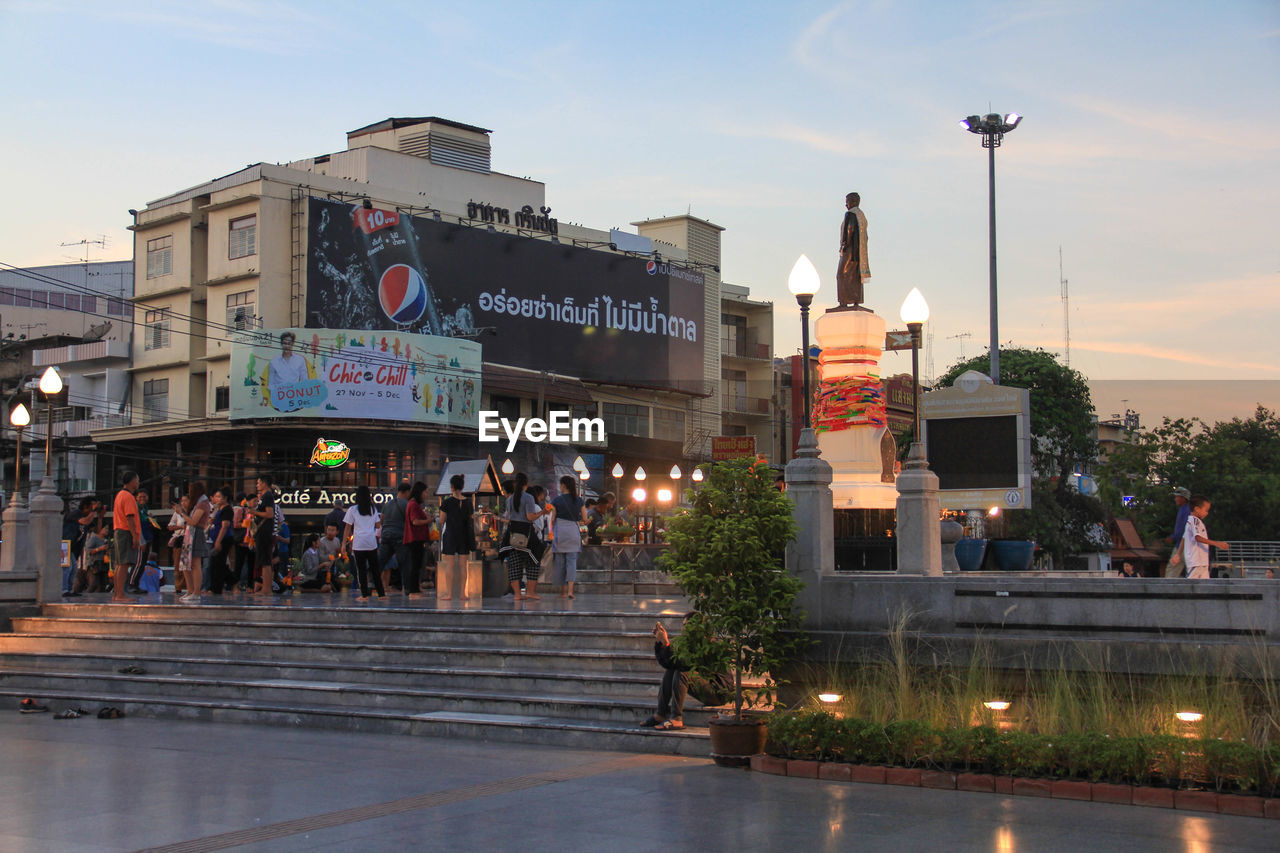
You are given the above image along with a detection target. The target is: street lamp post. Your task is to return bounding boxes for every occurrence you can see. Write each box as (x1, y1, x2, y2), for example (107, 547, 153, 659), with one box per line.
(960, 111, 1022, 384)
(787, 255, 822, 429)
(9, 403, 30, 506)
(895, 288, 941, 576)
(900, 288, 930, 444)
(38, 366, 63, 490)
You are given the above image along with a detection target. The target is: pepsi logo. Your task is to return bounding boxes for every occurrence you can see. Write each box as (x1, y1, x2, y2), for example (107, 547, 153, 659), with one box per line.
(378, 264, 428, 324)
(646, 260, 658, 275)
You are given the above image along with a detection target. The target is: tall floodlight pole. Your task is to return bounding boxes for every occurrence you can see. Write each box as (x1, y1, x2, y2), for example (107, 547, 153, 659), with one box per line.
(960, 112, 1022, 384)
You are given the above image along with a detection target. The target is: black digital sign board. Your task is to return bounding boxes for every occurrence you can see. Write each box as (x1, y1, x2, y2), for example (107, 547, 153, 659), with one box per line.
(305, 197, 706, 394)
(925, 415, 1019, 490)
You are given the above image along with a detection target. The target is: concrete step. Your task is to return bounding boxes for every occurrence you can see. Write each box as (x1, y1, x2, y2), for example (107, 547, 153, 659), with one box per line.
(0, 686, 712, 756)
(0, 650, 665, 697)
(0, 633, 660, 674)
(39, 602, 688, 632)
(0, 669, 720, 726)
(12, 616, 654, 651)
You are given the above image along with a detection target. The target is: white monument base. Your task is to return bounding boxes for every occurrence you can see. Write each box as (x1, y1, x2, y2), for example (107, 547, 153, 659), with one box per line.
(813, 308, 898, 509)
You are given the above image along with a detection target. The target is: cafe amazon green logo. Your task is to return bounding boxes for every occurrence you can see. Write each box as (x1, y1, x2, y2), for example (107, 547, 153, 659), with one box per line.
(309, 438, 351, 468)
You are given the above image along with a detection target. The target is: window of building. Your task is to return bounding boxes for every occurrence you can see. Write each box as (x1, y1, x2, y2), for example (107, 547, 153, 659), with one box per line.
(142, 378, 169, 423)
(146, 235, 173, 279)
(653, 407, 686, 443)
(214, 385, 230, 411)
(229, 215, 257, 259)
(79, 295, 94, 313)
(721, 313, 747, 357)
(107, 297, 130, 316)
(0, 287, 14, 305)
(225, 289, 257, 331)
(144, 308, 171, 350)
(602, 402, 649, 438)
(491, 395, 521, 423)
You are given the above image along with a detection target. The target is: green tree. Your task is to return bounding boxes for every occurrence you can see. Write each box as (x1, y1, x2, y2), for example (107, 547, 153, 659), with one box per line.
(660, 458, 805, 720)
(934, 348, 1106, 569)
(1099, 406, 1280, 543)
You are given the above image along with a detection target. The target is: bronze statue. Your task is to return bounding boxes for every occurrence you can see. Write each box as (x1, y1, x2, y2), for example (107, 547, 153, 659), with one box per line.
(837, 192, 870, 308)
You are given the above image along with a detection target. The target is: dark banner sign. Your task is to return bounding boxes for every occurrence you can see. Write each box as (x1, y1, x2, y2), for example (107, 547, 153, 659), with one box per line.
(305, 197, 706, 394)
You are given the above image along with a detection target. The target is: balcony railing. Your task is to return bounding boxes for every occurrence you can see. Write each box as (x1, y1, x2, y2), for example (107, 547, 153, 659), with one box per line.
(720, 340, 771, 360)
(25, 413, 131, 440)
(721, 395, 772, 416)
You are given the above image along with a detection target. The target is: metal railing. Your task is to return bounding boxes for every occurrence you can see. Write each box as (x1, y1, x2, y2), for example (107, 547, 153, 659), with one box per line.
(1212, 541, 1280, 575)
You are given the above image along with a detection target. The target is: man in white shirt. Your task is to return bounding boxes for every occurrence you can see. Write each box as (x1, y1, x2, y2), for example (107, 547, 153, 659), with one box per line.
(1181, 496, 1229, 579)
(264, 331, 314, 410)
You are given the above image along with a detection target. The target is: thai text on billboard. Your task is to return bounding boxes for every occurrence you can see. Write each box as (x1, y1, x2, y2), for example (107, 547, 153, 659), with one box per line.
(229, 327, 481, 427)
(304, 197, 706, 394)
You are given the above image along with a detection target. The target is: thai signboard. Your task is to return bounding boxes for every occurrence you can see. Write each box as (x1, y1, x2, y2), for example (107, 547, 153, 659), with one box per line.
(304, 197, 705, 394)
(920, 370, 1032, 510)
(229, 327, 481, 427)
(711, 435, 756, 460)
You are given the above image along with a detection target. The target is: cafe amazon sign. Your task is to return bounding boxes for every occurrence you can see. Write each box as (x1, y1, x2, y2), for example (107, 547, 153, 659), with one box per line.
(309, 438, 351, 468)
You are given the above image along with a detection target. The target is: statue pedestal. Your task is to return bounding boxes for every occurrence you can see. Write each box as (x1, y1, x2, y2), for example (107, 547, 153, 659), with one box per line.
(813, 309, 898, 510)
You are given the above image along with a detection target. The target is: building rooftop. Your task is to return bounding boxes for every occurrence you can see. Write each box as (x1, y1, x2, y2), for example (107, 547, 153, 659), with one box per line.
(347, 117, 492, 138)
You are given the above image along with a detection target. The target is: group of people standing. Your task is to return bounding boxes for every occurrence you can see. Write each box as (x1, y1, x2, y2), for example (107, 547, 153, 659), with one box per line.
(498, 472, 589, 601)
(67, 465, 604, 604)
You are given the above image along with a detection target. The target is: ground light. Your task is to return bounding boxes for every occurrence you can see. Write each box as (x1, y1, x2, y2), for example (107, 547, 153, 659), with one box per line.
(818, 693, 842, 704)
(984, 700, 1011, 711)
(1176, 711, 1204, 723)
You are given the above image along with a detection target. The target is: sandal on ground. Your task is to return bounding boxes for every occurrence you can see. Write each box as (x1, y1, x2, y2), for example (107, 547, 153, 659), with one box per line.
(97, 707, 125, 719)
(655, 719, 683, 730)
(118, 665, 147, 675)
(19, 698, 49, 714)
(639, 716, 665, 728)
(54, 709, 82, 719)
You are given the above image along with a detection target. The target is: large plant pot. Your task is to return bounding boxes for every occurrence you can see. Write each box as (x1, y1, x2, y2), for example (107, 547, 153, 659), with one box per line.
(708, 716, 767, 767)
(992, 539, 1036, 572)
(955, 538, 988, 572)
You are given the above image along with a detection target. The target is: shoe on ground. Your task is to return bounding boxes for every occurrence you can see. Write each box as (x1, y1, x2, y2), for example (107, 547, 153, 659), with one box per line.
(20, 698, 49, 714)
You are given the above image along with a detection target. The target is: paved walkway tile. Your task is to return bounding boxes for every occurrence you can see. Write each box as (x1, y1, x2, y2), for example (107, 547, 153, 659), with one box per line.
(0, 713, 1273, 851)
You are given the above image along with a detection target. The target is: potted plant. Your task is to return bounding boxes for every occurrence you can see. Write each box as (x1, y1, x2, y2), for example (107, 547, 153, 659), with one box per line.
(660, 458, 805, 766)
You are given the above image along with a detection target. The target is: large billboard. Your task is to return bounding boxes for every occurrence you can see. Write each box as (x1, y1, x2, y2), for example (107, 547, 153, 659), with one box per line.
(304, 197, 706, 394)
(229, 327, 480, 427)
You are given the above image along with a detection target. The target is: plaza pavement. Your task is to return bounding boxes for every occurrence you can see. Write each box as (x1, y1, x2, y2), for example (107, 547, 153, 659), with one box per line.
(1, 714, 1274, 851)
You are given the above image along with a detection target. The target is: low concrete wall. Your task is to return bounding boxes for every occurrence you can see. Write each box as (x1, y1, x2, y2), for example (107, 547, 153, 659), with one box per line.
(0, 571, 39, 632)
(796, 574, 1280, 677)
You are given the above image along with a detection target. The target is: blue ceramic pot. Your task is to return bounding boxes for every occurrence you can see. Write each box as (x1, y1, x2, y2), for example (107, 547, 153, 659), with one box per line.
(955, 538, 988, 572)
(992, 539, 1035, 572)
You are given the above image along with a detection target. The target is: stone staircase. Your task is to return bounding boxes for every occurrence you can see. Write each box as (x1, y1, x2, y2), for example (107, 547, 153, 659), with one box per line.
(0, 600, 717, 755)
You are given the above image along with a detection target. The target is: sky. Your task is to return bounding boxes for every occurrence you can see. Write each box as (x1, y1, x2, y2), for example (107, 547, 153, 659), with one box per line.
(1, 1, 1276, 420)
